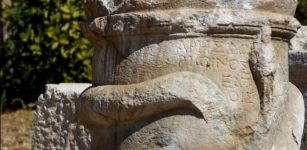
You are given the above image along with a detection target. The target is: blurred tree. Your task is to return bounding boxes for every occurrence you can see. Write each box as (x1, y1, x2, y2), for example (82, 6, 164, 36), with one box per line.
(0, 0, 93, 111)
(296, 0, 307, 25)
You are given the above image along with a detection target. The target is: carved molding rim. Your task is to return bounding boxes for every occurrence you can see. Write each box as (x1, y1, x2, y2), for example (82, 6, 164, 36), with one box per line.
(81, 9, 300, 40)
(82, 0, 298, 17)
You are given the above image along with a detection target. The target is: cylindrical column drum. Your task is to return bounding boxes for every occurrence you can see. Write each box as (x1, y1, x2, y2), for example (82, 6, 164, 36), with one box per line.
(77, 1, 304, 149)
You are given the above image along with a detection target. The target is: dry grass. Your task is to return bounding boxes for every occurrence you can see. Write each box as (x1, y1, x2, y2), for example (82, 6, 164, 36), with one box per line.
(1, 110, 34, 150)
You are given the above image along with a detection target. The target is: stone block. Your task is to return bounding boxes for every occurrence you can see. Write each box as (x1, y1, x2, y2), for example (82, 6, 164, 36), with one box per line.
(32, 83, 91, 150)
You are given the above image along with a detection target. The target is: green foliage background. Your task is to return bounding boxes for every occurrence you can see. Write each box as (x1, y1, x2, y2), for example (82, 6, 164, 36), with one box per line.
(0, 0, 93, 111)
(296, 0, 307, 25)
(0, 0, 307, 111)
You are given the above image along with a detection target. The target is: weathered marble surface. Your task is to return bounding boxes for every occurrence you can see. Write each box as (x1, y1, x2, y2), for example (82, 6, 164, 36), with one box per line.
(77, 0, 304, 149)
(32, 83, 91, 150)
(29, 26, 307, 149)
(290, 26, 307, 150)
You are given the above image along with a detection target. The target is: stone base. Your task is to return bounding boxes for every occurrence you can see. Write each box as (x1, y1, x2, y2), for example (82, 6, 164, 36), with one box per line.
(31, 26, 307, 149)
(32, 83, 91, 150)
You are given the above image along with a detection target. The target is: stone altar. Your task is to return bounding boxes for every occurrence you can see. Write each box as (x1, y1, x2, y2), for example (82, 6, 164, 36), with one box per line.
(77, 0, 305, 149)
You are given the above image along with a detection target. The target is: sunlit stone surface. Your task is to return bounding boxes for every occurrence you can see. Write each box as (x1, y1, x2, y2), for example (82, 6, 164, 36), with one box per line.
(32, 83, 91, 150)
(76, 0, 305, 149)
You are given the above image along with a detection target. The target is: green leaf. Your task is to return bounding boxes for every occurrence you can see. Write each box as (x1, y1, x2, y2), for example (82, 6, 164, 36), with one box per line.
(34, 37, 40, 43)
(51, 42, 59, 50)
(46, 29, 54, 38)
(61, 23, 70, 31)
(69, 29, 79, 39)
(72, 11, 80, 18)
(59, 37, 69, 45)
(60, 48, 68, 59)
(30, 44, 40, 51)
(19, 32, 29, 42)
(62, 14, 71, 20)
(59, 6, 70, 13)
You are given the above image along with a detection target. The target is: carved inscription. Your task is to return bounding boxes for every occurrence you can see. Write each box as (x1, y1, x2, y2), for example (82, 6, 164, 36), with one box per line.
(193, 38, 257, 104)
(203, 53, 256, 103)
(114, 38, 258, 104)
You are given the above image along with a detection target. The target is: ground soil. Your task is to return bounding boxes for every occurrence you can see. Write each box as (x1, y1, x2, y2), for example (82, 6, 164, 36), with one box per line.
(1, 110, 33, 150)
